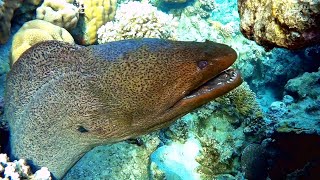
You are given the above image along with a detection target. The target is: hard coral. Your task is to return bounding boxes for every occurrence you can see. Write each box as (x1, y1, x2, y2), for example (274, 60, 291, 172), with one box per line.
(238, 0, 320, 49)
(97, 1, 177, 43)
(11, 20, 74, 65)
(0, 153, 52, 180)
(285, 68, 320, 99)
(72, 0, 117, 45)
(216, 82, 263, 119)
(183, 0, 215, 18)
(36, 0, 80, 30)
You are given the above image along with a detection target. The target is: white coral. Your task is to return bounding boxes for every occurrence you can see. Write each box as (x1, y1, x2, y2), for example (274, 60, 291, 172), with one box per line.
(33, 167, 52, 180)
(97, 1, 177, 43)
(0, 154, 52, 180)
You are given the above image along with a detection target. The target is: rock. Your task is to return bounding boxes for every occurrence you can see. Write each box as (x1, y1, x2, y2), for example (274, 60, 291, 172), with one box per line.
(0, 0, 22, 44)
(268, 101, 287, 118)
(285, 69, 320, 99)
(238, 0, 320, 50)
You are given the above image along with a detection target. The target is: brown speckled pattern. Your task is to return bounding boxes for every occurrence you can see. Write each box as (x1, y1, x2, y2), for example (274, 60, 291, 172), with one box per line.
(5, 39, 239, 179)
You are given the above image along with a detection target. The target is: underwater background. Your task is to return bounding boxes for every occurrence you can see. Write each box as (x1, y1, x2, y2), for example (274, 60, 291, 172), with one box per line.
(0, 0, 319, 179)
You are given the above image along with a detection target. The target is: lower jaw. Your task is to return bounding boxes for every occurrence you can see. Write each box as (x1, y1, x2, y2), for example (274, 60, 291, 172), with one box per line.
(169, 68, 242, 114)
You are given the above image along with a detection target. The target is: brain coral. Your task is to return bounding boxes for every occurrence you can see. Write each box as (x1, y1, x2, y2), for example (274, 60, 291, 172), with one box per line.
(97, 1, 177, 44)
(11, 20, 74, 65)
(36, 0, 80, 30)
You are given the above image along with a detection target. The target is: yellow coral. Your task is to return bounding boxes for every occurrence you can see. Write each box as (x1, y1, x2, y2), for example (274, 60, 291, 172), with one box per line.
(229, 82, 263, 118)
(36, 0, 79, 30)
(79, 0, 117, 45)
(11, 20, 74, 65)
(216, 82, 263, 118)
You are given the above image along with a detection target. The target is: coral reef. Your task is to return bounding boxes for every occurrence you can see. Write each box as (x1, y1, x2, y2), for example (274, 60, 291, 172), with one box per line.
(262, 68, 320, 135)
(0, 154, 51, 180)
(0, 0, 22, 44)
(11, 20, 74, 64)
(209, 21, 238, 40)
(219, 82, 263, 119)
(175, 13, 218, 42)
(149, 82, 263, 179)
(97, 1, 177, 43)
(183, 0, 216, 18)
(72, 0, 117, 45)
(238, 0, 320, 50)
(285, 69, 320, 99)
(36, 0, 79, 30)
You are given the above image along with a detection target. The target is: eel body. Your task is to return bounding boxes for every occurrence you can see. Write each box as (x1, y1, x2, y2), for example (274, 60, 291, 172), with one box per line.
(4, 38, 242, 179)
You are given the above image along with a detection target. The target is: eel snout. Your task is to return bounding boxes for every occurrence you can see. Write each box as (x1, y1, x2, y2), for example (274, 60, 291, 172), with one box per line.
(165, 42, 242, 113)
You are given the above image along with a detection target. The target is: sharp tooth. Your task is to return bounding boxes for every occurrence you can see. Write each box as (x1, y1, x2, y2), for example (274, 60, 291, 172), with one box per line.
(227, 80, 231, 83)
(217, 82, 223, 85)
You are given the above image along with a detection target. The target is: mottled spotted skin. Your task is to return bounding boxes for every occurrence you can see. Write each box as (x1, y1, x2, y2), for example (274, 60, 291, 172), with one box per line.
(5, 39, 240, 179)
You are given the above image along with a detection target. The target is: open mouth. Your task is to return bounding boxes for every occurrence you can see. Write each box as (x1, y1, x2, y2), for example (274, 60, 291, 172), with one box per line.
(184, 68, 242, 99)
(171, 68, 242, 110)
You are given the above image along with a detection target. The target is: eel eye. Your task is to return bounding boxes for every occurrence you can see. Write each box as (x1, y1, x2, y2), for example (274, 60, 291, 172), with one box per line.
(77, 125, 89, 133)
(197, 60, 208, 69)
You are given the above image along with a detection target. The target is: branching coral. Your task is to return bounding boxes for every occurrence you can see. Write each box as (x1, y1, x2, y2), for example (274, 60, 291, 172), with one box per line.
(97, 1, 177, 43)
(0, 154, 51, 180)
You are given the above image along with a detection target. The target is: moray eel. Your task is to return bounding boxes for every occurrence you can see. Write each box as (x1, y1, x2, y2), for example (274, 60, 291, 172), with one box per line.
(5, 38, 242, 179)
